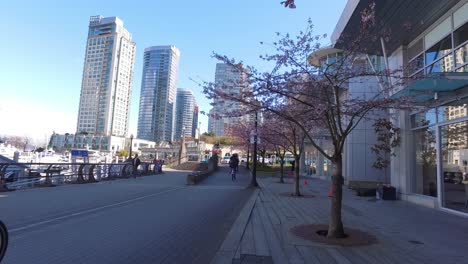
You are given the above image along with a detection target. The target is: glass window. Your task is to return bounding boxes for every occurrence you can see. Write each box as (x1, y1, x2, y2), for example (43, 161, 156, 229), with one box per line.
(438, 97, 468, 122)
(441, 121, 468, 213)
(454, 22, 468, 47)
(455, 43, 468, 68)
(408, 53, 424, 74)
(411, 108, 437, 128)
(408, 39, 423, 61)
(425, 35, 452, 65)
(426, 55, 453, 74)
(456, 64, 468, 72)
(413, 126, 438, 197)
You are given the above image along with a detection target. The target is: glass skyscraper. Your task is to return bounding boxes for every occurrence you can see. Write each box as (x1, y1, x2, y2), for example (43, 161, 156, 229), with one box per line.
(76, 16, 136, 137)
(210, 63, 248, 136)
(137, 46, 180, 143)
(174, 88, 196, 139)
(192, 103, 199, 138)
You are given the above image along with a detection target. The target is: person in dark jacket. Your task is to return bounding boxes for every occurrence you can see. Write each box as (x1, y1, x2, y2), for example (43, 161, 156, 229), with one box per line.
(132, 154, 141, 178)
(229, 153, 240, 181)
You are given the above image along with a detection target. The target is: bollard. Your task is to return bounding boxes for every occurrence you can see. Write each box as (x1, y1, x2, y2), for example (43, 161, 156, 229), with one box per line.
(328, 184, 334, 197)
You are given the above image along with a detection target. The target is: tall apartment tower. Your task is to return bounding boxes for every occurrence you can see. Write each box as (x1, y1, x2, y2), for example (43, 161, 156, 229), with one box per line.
(192, 103, 199, 138)
(174, 88, 195, 139)
(137, 46, 180, 143)
(76, 16, 136, 137)
(211, 63, 248, 136)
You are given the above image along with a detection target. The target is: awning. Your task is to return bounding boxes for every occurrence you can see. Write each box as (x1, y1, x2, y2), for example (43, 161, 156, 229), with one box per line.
(332, 0, 461, 55)
(391, 72, 468, 103)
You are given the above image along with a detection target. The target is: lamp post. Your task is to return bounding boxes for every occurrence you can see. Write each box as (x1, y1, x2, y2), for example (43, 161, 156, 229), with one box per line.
(178, 127, 185, 165)
(251, 111, 259, 187)
(128, 134, 134, 159)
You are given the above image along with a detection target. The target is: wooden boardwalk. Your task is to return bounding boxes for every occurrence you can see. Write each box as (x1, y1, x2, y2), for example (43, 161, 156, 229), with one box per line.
(213, 175, 468, 264)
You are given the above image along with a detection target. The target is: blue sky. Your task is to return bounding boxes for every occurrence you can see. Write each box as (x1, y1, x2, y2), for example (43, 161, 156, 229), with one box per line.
(0, 0, 346, 142)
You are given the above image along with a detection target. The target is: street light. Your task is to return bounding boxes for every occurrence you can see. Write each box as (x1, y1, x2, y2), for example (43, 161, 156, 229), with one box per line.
(251, 111, 259, 187)
(128, 134, 134, 159)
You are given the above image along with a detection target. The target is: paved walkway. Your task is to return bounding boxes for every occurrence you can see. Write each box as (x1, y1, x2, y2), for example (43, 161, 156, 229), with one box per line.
(1, 166, 253, 264)
(212, 174, 468, 264)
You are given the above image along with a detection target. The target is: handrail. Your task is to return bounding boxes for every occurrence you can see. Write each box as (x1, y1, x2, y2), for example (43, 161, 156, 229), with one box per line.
(0, 161, 159, 191)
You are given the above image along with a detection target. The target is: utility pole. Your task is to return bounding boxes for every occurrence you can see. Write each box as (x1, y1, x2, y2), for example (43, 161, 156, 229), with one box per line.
(251, 111, 259, 187)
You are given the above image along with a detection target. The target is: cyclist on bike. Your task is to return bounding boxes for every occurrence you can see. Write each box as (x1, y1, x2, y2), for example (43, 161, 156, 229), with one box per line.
(229, 153, 240, 181)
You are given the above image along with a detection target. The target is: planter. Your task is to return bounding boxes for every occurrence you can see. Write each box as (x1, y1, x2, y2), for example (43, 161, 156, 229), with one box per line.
(377, 185, 397, 200)
(355, 188, 376, 197)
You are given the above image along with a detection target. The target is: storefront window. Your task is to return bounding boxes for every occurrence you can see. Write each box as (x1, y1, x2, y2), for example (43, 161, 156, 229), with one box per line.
(441, 121, 468, 213)
(413, 126, 437, 197)
(438, 97, 468, 122)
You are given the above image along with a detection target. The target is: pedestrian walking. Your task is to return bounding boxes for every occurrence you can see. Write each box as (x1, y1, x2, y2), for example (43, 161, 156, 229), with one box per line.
(153, 158, 159, 174)
(132, 154, 141, 178)
(160, 159, 164, 173)
(229, 153, 240, 181)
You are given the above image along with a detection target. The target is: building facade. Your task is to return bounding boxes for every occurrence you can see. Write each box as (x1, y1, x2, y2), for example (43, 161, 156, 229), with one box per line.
(210, 63, 248, 136)
(174, 88, 195, 139)
(76, 16, 136, 137)
(137, 46, 180, 143)
(333, 0, 468, 216)
(192, 104, 199, 138)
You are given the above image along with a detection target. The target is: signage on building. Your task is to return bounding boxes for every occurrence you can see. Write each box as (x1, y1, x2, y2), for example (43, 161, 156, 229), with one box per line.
(71, 149, 89, 157)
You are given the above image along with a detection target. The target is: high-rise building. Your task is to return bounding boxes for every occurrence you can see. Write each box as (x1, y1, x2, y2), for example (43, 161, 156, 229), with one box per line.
(210, 63, 248, 136)
(137, 46, 180, 143)
(208, 108, 214, 134)
(76, 16, 136, 137)
(174, 88, 195, 139)
(192, 103, 199, 138)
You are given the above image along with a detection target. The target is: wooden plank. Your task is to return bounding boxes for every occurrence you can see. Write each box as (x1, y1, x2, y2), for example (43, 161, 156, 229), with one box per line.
(251, 204, 270, 256)
(257, 198, 290, 264)
(305, 246, 338, 264)
(239, 213, 256, 256)
(296, 245, 320, 264)
(326, 248, 353, 264)
(335, 247, 372, 264)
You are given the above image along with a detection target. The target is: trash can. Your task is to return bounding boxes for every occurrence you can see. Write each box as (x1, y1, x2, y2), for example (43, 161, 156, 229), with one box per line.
(377, 185, 397, 200)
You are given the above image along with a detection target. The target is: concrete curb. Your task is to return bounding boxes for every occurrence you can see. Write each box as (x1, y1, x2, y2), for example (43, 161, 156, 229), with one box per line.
(210, 188, 260, 264)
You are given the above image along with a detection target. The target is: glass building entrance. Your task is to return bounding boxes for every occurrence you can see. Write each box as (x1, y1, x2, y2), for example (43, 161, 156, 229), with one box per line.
(441, 120, 468, 213)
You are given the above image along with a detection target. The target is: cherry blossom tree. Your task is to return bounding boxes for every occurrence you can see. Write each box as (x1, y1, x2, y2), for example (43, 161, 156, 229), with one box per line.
(260, 112, 307, 195)
(203, 2, 418, 238)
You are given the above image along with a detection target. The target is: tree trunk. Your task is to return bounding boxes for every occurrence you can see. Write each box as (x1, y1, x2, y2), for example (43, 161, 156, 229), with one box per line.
(262, 153, 265, 166)
(279, 158, 284, 183)
(293, 156, 301, 196)
(246, 143, 250, 170)
(327, 155, 345, 238)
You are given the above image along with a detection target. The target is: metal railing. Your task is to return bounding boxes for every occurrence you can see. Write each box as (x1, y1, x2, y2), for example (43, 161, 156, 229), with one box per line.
(0, 162, 159, 190)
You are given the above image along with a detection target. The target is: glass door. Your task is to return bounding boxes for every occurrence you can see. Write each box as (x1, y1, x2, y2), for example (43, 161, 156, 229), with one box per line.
(440, 120, 468, 213)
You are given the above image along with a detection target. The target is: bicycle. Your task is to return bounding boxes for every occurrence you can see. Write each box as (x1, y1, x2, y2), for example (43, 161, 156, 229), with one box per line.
(230, 167, 238, 181)
(0, 220, 8, 263)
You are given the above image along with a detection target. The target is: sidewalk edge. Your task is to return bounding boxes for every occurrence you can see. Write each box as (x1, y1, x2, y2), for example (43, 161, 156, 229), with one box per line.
(210, 188, 260, 264)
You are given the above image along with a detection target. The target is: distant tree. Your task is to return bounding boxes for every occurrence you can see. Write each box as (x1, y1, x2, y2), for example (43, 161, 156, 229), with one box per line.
(117, 149, 129, 157)
(202, 131, 216, 137)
